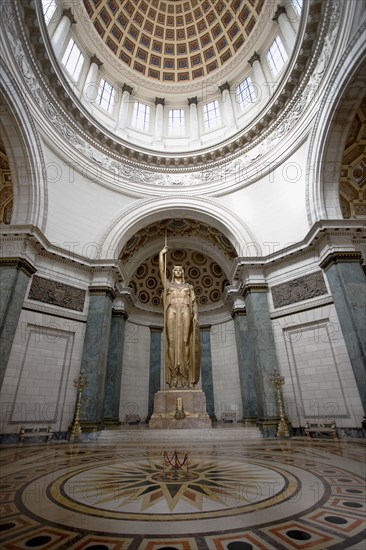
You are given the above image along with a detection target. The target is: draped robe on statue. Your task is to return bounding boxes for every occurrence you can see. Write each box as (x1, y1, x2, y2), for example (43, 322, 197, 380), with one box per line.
(159, 247, 200, 388)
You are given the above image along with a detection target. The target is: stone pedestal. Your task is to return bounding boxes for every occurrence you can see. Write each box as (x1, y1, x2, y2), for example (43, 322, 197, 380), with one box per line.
(149, 390, 211, 429)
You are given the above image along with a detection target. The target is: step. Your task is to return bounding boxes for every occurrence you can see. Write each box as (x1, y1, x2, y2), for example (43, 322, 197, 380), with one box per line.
(95, 427, 262, 443)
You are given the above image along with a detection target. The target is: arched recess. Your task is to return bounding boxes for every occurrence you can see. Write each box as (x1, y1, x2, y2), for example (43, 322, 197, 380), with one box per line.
(306, 27, 366, 225)
(100, 196, 258, 262)
(0, 62, 47, 230)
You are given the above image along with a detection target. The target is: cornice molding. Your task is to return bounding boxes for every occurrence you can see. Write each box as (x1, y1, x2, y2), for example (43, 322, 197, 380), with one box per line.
(0, 257, 36, 277)
(319, 251, 364, 271)
(231, 220, 366, 279)
(0, 0, 341, 186)
(89, 286, 116, 300)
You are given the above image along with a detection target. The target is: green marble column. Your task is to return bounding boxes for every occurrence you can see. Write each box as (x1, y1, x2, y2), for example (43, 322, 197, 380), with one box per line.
(80, 287, 114, 431)
(200, 325, 216, 420)
(0, 258, 36, 389)
(103, 309, 127, 426)
(321, 252, 366, 413)
(147, 326, 162, 421)
(233, 310, 258, 425)
(244, 285, 278, 436)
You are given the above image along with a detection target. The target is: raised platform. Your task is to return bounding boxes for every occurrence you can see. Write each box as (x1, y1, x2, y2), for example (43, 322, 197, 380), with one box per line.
(96, 425, 263, 442)
(149, 389, 211, 429)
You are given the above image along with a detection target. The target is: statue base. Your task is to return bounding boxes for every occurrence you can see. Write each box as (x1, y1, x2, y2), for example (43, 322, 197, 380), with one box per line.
(149, 389, 211, 429)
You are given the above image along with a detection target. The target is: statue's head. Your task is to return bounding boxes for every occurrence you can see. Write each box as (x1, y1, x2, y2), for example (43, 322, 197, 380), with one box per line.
(171, 265, 185, 283)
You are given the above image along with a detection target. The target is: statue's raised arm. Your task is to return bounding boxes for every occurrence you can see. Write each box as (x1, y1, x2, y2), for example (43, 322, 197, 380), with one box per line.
(159, 245, 168, 290)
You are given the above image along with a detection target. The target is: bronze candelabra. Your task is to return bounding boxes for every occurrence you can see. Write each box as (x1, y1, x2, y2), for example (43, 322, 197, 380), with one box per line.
(69, 369, 88, 442)
(270, 370, 290, 438)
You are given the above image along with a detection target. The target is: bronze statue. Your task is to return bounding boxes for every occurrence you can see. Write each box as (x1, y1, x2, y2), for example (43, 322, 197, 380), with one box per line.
(159, 245, 200, 388)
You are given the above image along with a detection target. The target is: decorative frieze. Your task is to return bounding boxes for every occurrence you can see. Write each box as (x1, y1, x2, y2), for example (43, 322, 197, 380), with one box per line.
(28, 276, 86, 312)
(271, 271, 328, 309)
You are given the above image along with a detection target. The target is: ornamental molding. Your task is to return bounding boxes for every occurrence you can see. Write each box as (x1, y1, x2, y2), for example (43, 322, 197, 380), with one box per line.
(271, 271, 328, 309)
(28, 275, 86, 312)
(269, 295, 334, 319)
(0, 0, 343, 189)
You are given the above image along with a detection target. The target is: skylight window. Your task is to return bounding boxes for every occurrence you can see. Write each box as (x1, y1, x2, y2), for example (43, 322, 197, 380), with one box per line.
(132, 102, 150, 131)
(168, 109, 185, 136)
(41, 0, 57, 25)
(203, 100, 221, 130)
(292, 0, 303, 17)
(96, 79, 115, 113)
(266, 36, 288, 77)
(61, 39, 84, 80)
(236, 76, 256, 110)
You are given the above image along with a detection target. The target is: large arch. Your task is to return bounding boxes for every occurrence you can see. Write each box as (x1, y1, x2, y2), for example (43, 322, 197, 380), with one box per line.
(100, 196, 258, 261)
(0, 61, 48, 231)
(306, 25, 366, 224)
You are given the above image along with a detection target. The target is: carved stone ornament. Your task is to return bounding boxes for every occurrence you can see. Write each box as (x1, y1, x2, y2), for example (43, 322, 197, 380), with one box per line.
(271, 271, 328, 309)
(28, 276, 86, 312)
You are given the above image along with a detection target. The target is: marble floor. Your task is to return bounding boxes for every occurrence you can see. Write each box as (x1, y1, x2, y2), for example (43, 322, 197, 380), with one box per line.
(0, 434, 365, 549)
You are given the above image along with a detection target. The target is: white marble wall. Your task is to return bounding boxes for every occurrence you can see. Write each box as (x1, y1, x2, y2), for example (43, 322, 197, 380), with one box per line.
(0, 308, 85, 433)
(272, 303, 364, 428)
(210, 320, 243, 421)
(119, 322, 150, 422)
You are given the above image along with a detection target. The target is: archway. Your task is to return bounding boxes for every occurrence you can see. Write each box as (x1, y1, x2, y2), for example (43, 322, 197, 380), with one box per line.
(306, 32, 366, 224)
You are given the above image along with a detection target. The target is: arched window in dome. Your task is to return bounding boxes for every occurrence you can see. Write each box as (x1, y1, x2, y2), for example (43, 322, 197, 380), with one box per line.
(168, 109, 185, 136)
(203, 100, 221, 130)
(96, 79, 115, 114)
(132, 102, 150, 131)
(61, 39, 84, 80)
(266, 36, 288, 77)
(292, 0, 303, 17)
(236, 76, 256, 111)
(41, 0, 57, 25)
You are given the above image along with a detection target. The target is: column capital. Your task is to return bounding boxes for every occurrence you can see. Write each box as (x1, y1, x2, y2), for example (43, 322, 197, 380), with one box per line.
(90, 55, 103, 68)
(272, 5, 287, 22)
(320, 251, 363, 271)
(0, 257, 36, 277)
(155, 97, 165, 106)
(248, 51, 261, 66)
(122, 83, 133, 94)
(232, 308, 246, 318)
(243, 283, 268, 299)
(149, 325, 163, 332)
(219, 81, 230, 93)
(62, 8, 76, 25)
(200, 324, 212, 331)
(188, 96, 198, 106)
(89, 286, 116, 300)
(112, 308, 128, 319)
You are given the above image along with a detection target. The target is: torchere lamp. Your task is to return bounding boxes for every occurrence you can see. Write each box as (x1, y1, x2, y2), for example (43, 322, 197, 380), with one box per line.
(69, 369, 88, 442)
(270, 370, 290, 438)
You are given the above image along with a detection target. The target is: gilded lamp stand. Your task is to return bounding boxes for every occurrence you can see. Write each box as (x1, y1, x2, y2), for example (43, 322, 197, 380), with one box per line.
(69, 369, 88, 442)
(270, 370, 290, 438)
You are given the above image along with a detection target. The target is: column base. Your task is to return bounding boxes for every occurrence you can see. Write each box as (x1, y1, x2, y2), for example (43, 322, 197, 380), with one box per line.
(149, 389, 211, 429)
(257, 417, 292, 438)
(103, 419, 122, 428)
(242, 416, 258, 427)
(80, 421, 103, 432)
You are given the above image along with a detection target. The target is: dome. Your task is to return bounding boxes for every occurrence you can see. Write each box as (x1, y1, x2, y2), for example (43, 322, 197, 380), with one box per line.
(83, 0, 265, 84)
(40, 0, 310, 164)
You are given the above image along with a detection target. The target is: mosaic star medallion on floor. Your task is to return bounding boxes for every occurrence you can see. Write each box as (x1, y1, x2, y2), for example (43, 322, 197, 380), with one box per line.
(0, 438, 365, 549)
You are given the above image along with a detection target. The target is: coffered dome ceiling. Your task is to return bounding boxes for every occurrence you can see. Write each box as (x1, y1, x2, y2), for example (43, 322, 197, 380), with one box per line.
(83, 0, 265, 83)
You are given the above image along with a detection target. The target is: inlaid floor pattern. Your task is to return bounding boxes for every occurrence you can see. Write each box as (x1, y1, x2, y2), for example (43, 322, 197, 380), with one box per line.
(0, 436, 365, 549)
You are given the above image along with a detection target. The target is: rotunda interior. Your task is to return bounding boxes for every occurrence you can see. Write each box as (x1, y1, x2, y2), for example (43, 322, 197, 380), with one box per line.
(0, 0, 365, 434)
(0, 0, 366, 547)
